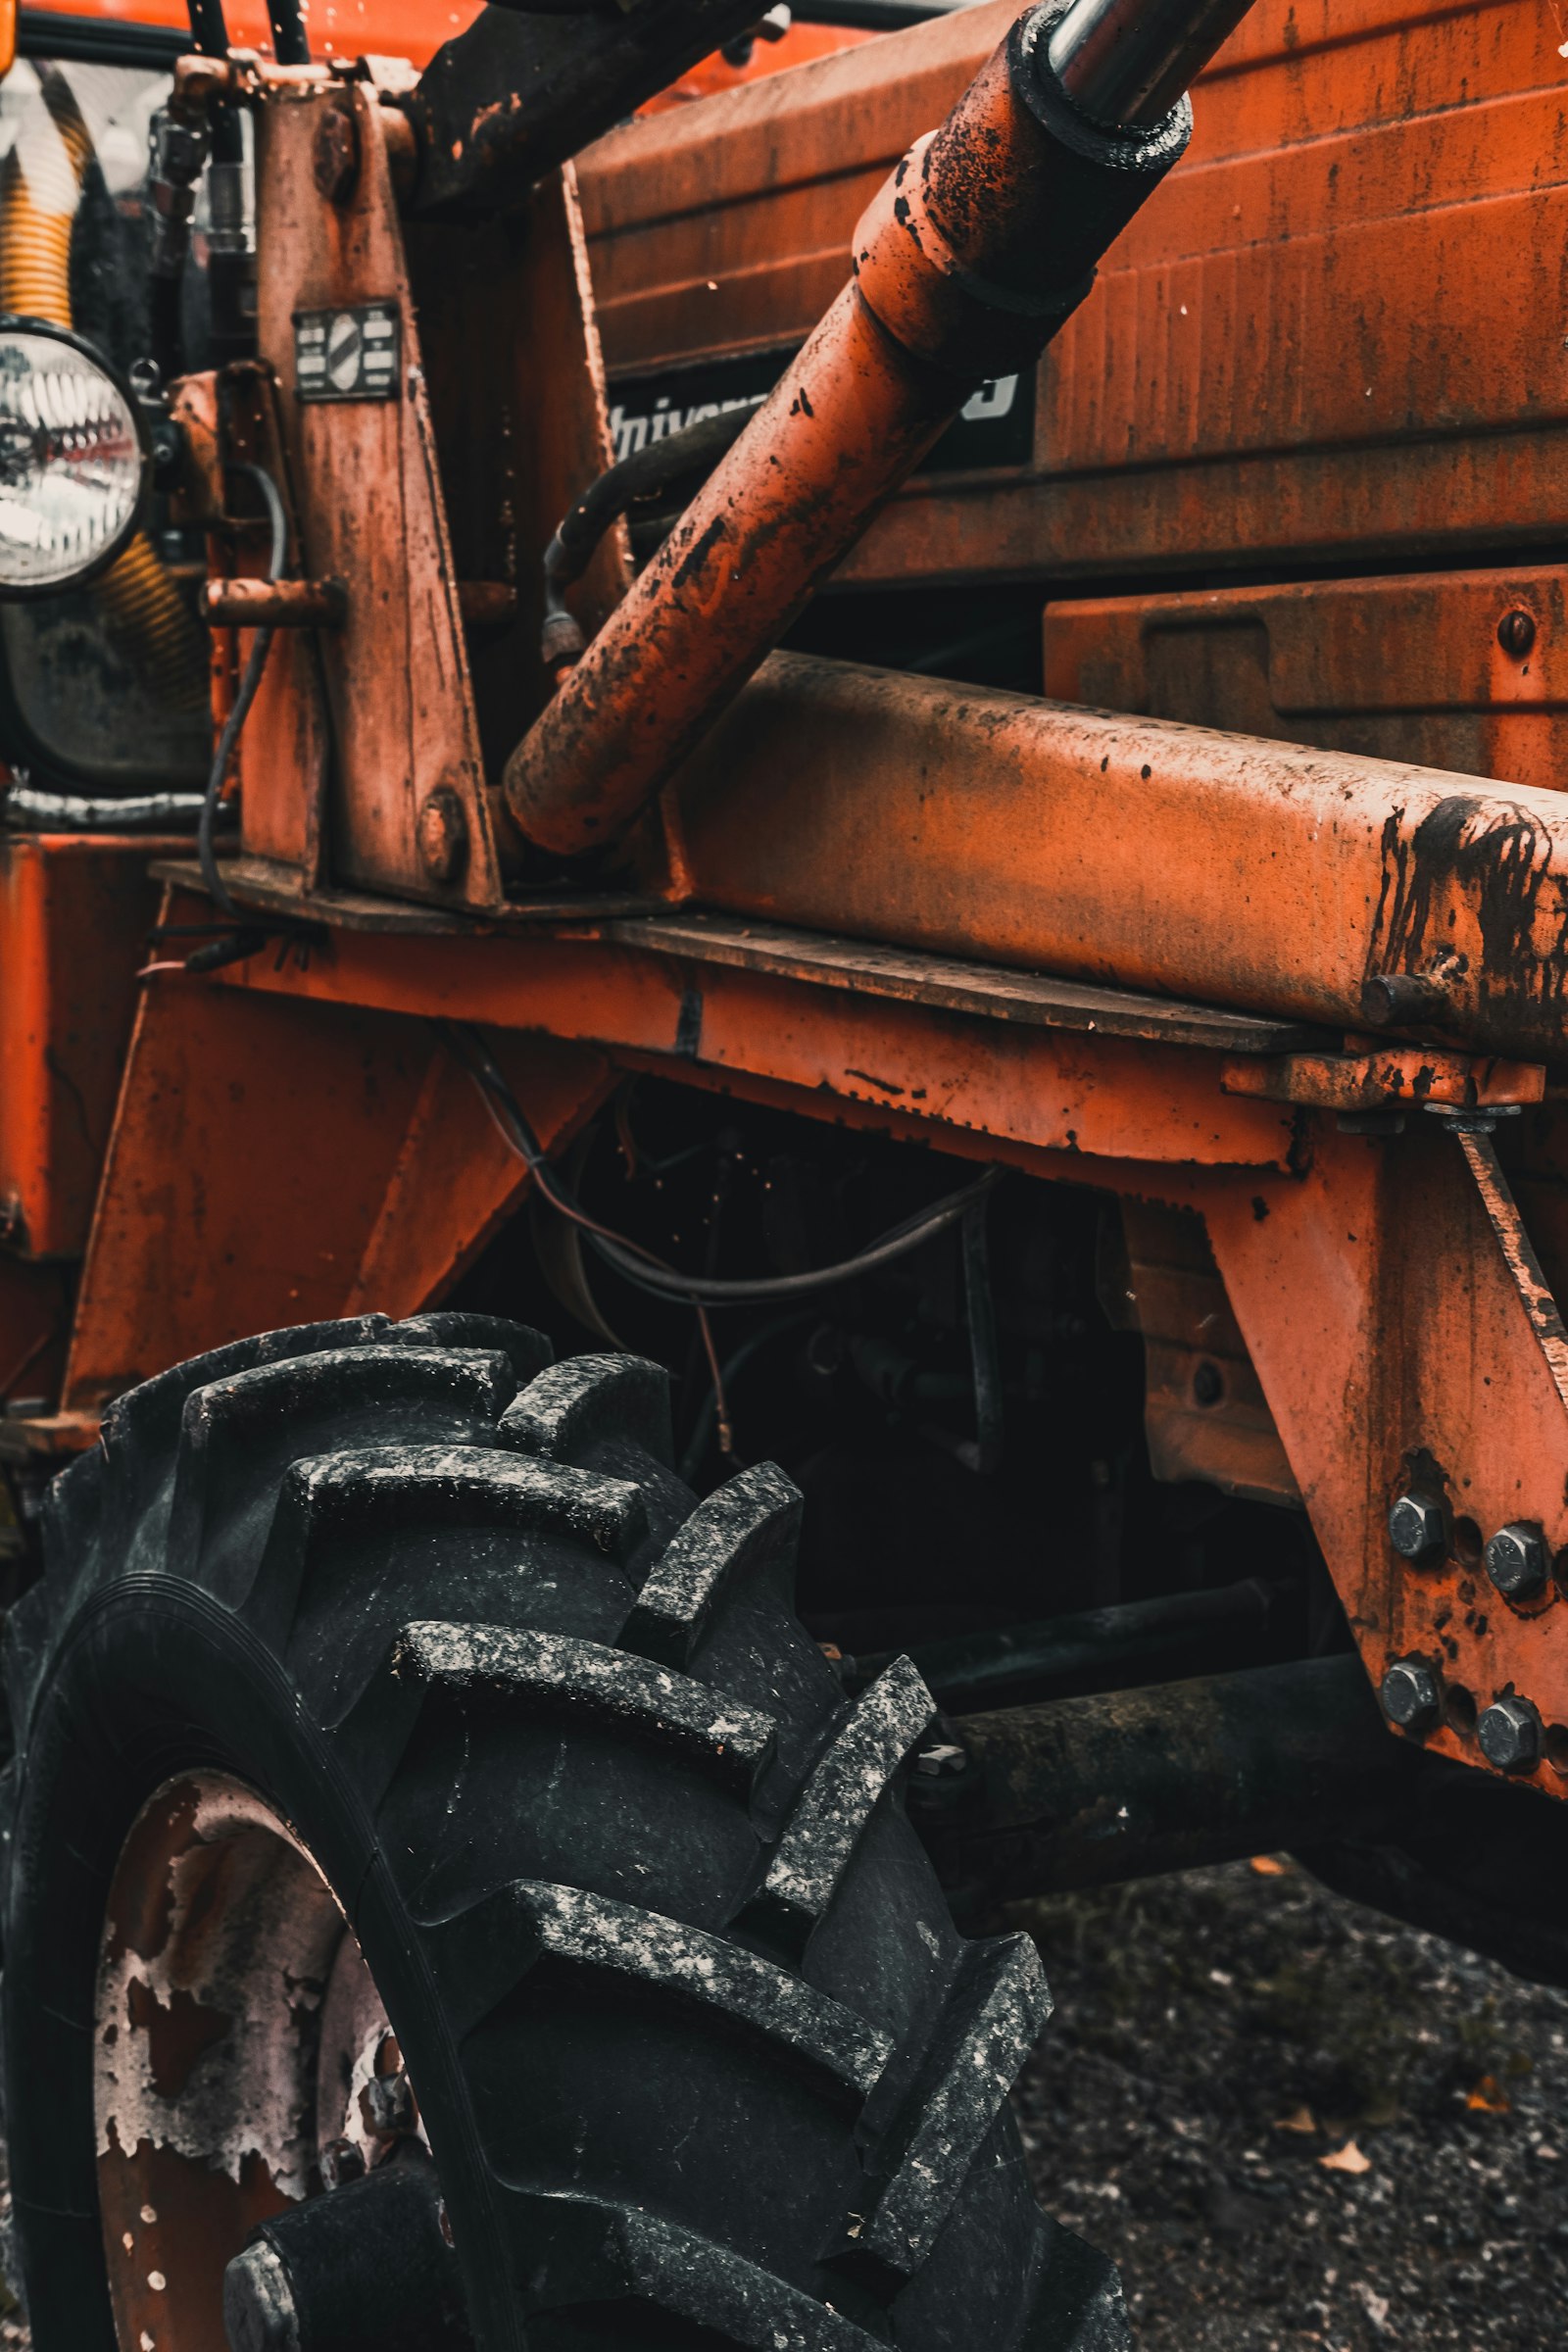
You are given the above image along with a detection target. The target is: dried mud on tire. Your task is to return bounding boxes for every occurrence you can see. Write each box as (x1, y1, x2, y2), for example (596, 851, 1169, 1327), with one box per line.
(1014, 1858, 1568, 2351)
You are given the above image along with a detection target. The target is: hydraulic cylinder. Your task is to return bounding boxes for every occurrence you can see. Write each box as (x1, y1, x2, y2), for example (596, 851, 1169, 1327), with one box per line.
(504, 0, 1254, 859)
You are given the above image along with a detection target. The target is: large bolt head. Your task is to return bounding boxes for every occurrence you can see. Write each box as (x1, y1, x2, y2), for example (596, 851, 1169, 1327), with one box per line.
(1388, 1491, 1448, 1565)
(1484, 1522, 1548, 1601)
(1478, 1693, 1543, 1774)
(223, 2240, 301, 2352)
(1381, 1658, 1442, 1734)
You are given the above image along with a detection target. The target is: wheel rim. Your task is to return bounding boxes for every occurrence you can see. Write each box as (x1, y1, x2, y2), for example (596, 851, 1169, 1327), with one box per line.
(94, 1771, 416, 2352)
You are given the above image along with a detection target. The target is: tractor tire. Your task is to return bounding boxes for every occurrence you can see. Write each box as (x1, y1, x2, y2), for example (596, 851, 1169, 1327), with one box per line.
(0, 1313, 1125, 2352)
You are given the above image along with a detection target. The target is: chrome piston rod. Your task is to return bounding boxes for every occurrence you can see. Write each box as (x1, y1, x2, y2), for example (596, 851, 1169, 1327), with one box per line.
(1048, 0, 1254, 126)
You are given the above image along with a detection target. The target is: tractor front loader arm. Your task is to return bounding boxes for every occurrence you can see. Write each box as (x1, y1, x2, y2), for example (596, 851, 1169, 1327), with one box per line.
(502, 0, 1255, 858)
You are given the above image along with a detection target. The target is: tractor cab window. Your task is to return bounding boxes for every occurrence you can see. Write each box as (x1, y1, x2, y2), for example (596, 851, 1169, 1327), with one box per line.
(0, 49, 212, 790)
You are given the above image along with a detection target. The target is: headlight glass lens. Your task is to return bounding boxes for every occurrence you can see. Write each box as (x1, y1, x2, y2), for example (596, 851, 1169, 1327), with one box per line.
(0, 325, 144, 591)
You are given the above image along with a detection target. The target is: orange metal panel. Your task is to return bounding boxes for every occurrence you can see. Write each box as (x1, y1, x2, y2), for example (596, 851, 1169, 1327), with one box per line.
(64, 948, 609, 1409)
(196, 920, 1298, 1171)
(0, 837, 168, 1261)
(342, 1030, 612, 1315)
(138, 888, 1568, 1788)
(578, 0, 1568, 586)
(1045, 567, 1568, 797)
(579, 2, 1008, 373)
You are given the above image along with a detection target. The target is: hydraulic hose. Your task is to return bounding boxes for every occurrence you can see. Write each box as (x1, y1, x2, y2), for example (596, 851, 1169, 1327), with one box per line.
(0, 67, 208, 712)
(504, 0, 1256, 859)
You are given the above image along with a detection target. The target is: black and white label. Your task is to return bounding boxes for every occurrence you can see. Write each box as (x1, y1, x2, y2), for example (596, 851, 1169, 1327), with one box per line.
(607, 345, 1035, 474)
(294, 302, 401, 404)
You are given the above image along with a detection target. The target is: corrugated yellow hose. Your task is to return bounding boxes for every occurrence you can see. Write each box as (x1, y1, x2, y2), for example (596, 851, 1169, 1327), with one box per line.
(0, 69, 207, 710)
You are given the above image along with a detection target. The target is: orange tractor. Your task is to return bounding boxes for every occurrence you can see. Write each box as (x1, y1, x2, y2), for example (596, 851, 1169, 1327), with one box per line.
(0, 0, 1561, 2342)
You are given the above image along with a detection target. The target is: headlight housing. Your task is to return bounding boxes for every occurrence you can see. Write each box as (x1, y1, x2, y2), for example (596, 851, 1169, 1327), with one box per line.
(0, 318, 150, 597)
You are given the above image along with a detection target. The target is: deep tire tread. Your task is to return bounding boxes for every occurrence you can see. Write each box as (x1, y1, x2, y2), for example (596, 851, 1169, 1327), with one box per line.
(745, 1656, 939, 1955)
(424, 1881, 894, 2099)
(2, 1326, 1122, 2352)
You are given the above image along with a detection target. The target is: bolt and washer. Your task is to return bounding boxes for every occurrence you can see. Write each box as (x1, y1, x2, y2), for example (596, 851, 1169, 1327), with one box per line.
(1478, 1693, 1543, 1774)
(1484, 1522, 1549, 1602)
(1388, 1491, 1448, 1566)
(1380, 1658, 1442, 1735)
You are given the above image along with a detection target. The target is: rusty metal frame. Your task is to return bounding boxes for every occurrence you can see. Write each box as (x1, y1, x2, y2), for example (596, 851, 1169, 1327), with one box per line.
(28, 858, 1567, 1811)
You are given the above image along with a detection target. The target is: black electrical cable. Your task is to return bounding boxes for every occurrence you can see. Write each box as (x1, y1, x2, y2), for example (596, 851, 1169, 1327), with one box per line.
(450, 1022, 1001, 1305)
(676, 1311, 814, 1484)
(199, 462, 287, 918)
(266, 0, 312, 66)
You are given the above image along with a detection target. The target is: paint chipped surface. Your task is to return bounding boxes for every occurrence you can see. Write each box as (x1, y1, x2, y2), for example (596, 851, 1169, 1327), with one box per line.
(96, 1778, 342, 2201)
(94, 1773, 400, 2352)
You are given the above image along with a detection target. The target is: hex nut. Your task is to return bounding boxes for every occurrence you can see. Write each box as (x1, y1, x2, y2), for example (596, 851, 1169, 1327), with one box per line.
(312, 102, 360, 204)
(1478, 1693, 1543, 1774)
(913, 1740, 970, 1780)
(1380, 1657, 1442, 1735)
(1388, 1490, 1448, 1566)
(1484, 1521, 1548, 1601)
(416, 786, 468, 887)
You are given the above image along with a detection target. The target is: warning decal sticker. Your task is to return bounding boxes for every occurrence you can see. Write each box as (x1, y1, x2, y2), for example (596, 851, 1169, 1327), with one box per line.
(293, 303, 401, 404)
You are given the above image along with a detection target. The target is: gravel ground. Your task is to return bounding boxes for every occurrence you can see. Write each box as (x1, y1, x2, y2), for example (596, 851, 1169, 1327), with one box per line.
(1014, 1857, 1568, 2349)
(2, 1854, 1563, 2348)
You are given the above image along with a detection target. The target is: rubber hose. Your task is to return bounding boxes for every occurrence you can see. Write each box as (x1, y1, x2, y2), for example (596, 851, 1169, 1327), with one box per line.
(0, 70, 207, 711)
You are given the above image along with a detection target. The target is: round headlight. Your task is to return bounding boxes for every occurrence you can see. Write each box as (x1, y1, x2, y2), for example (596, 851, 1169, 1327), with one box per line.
(0, 318, 150, 596)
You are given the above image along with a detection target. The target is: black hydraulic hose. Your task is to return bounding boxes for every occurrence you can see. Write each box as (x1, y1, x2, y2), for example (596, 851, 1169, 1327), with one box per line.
(265, 0, 311, 66)
(184, 0, 231, 54)
(149, 0, 241, 382)
(541, 403, 757, 663)
(451, 1021, 1001, 1303)
(199, 462, 287, 916)
(677, 1311, 815, 1484)
(858, 1576, 1291, 1713)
